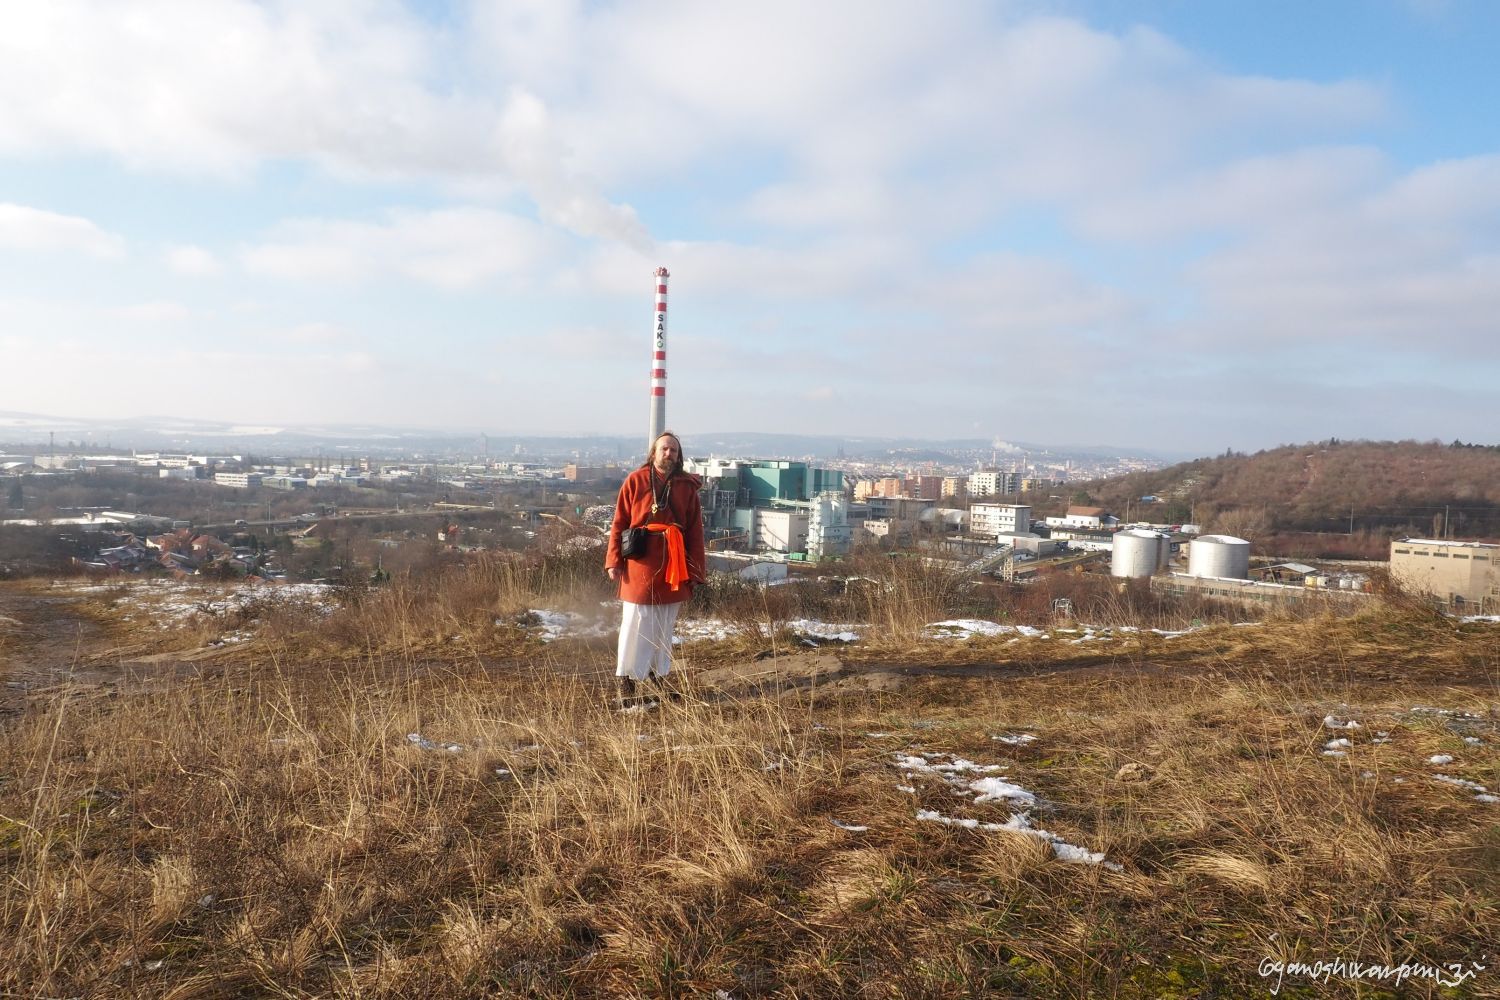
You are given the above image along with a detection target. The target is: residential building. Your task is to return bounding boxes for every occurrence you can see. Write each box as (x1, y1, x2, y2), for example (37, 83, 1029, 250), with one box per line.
(970, 503, 1031, 538)
(563, 464, 615, 482)
(906, 475, 943, 501)
(864, 496, 935, 522)
(967, 469, 1019, 497)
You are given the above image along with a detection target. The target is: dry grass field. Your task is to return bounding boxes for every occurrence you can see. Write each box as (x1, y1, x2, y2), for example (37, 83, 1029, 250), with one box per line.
(1, 558, 1496, 998)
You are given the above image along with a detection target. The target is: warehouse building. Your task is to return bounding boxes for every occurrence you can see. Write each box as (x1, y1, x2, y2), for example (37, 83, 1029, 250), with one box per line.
(1389, 538, 1500, 613)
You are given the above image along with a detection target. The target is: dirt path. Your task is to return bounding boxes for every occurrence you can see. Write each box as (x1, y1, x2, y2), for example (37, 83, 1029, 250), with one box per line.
(0, 589, 115, 717)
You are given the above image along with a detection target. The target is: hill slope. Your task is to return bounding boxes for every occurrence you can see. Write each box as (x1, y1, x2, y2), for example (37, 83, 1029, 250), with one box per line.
(1081, 440, 1500, 545)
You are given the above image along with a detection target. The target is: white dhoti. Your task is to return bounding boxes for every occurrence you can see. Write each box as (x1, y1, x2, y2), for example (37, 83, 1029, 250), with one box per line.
(615, 600, 682, 681)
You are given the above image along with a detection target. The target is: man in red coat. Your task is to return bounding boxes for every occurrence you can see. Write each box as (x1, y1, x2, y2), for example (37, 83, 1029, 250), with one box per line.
(605, 431, 707, 705)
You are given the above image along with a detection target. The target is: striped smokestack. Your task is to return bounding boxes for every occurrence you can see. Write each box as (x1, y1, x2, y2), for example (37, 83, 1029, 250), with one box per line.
(648, 266, 669, 448)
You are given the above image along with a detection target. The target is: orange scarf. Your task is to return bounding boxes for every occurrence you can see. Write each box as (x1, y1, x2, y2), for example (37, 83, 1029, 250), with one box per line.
(645, 522, 689, 590)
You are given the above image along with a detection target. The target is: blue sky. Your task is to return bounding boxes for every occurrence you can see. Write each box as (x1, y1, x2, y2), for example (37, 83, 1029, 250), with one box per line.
(1, 0, 1496, 454)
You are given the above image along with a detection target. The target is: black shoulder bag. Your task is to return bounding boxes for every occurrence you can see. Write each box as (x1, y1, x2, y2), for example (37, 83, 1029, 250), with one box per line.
(619, 524, 648, 559)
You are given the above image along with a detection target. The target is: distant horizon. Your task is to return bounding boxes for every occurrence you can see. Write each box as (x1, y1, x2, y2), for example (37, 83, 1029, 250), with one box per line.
(7, 406, 1494, 467)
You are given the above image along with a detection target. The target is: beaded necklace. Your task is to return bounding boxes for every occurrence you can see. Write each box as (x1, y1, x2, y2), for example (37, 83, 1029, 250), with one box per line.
(649, 469, 671, 516)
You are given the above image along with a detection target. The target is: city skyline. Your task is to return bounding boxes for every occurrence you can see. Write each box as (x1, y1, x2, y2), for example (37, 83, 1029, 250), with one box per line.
(2, 1, 1497, 453)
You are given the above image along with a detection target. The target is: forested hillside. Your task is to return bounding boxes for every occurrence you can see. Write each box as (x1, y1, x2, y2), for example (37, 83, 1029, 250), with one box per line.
(1078, 440, 1500, 557)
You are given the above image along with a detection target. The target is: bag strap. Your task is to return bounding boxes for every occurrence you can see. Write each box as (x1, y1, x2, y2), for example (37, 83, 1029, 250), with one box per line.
(621, 468, 659, 533)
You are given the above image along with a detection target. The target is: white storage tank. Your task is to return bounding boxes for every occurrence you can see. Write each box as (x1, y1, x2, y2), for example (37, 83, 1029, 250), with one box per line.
(1188, 534, 1250, 579)
(1111, 529, 1170, 578)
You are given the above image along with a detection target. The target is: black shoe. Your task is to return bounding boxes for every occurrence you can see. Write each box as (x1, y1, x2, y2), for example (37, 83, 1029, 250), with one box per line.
(616, 677, 638, 709)
(648, 673, 686, 703)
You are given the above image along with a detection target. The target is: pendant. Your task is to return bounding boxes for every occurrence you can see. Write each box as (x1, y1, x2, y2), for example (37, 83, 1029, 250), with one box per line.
(650, 503, 659, 514)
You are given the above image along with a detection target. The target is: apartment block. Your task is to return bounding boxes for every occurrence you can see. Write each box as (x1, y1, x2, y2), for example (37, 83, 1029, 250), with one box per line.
(906, 475, 943, 501)
(970, 503, 1031, 538)
(967, 470, 1019, 497)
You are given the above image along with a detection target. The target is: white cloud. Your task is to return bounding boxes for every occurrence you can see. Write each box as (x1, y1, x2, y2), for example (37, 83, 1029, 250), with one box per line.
(266, 321, 350, 344)
(0, 1, 644, 245)
(1176, 152, 1500, 351)
(166, 244, 221, 275)
(1074, 146, 1390, 242)
(241, 207, 566, 288)
(0, 202, 124, 257)
(111, 300, 192, 323)
(928, 254, 1138, 336)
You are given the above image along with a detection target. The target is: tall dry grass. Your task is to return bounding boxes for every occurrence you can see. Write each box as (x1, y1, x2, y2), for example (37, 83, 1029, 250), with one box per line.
(2, 589, 1496, 997)
(1, 650, 863, 997)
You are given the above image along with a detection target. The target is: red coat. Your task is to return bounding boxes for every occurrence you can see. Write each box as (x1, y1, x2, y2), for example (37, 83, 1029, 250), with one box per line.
(605, 466, 706, 605)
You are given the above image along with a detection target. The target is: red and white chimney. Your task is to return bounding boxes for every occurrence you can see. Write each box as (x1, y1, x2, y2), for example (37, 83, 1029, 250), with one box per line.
(648, 266, 669, 448)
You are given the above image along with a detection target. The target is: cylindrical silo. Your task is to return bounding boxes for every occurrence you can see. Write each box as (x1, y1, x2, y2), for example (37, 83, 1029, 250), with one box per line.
(1188, 534, 1250, 579)
(1111, 529, 1170, 578)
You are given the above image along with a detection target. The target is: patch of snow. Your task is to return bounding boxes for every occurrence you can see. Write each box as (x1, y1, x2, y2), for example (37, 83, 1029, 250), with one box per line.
(970, 777, 1037, 805)
(70, 579, 334, 630)
(830, 819, 869, 832)
(992, 733, 1037, 746)
(786, 618, 863, 642)
(1324, 738, 1351, 750)
(895, 754, 1006, 776)
(900, 751, 1122, 872)
(915, 808, 1123, 872)
(1408, 706, 1481, 720)
(1427, 754, 1455, 766)
(1323, 715, 1361, 730)
(923, 619, 1047, 640)
(673, 618, 737, 643)
(525, 608, 613, 642)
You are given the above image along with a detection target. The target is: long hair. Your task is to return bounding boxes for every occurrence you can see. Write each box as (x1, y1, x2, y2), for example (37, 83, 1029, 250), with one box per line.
(641, 430, 685, 476)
